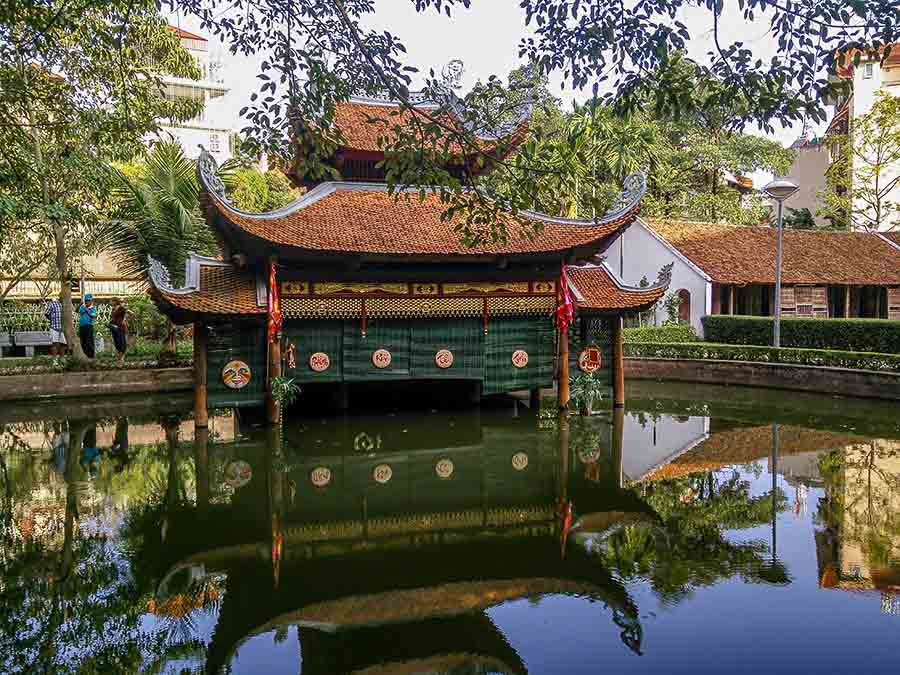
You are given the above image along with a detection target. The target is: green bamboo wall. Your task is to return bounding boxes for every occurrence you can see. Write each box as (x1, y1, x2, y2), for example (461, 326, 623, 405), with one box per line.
(206, 320, 267, 408)
(283, 320, 344, 382)
(343, 319, 412, 380)
(410, 319, 483, 380)
(482, 316, 555, 395)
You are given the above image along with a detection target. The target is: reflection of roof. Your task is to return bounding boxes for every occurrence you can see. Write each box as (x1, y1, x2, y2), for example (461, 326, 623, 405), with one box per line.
(148, 254, 265, 321)
(200, 176, 645, 258)
(647, 219, 900, 285)
(259, 577, 598, 630)
(568, 262, 669, 313)
(645, 425, 862, 481)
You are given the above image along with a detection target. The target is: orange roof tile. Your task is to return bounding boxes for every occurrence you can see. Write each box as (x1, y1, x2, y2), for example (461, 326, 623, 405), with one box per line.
(150, 257, 264, 321)
(168, 25, 207, 42)
(647, 219, 900, 285)
(568, 264, 668, 312)
(203, 183, 640, 257)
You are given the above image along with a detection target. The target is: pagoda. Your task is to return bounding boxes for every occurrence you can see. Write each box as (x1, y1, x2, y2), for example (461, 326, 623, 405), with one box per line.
(147, 84, 669, 423)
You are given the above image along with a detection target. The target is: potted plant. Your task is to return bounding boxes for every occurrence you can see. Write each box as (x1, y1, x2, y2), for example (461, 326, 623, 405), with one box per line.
(570, 371, 606, 416)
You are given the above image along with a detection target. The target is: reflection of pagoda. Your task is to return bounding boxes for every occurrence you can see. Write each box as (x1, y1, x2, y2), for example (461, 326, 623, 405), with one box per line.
(145, 409, 652, 673)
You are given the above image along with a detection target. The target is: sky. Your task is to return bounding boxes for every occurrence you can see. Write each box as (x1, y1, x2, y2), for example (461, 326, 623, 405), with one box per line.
(167, 1, 833, 185)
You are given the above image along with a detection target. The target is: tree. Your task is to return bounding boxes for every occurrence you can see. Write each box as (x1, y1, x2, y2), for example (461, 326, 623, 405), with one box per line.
(819, 93, 900, 232)
(783, 207, 817, 230)
(0, 226, 52, 302)
(107, 141, 217, 353)
(162, 0, 896, 243)
(223, 167, 299, 212)
(0, 3, 201, 362)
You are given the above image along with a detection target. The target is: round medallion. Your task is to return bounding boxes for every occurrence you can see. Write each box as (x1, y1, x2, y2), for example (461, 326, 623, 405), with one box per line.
(578, 346, 602, 373)
(224, 460, 252, 488)
(435, 458, 455, 479)
(373, 463, 393, 484)
(310, 466, 332, 488)
(222, 360, 252, 389)
(309, 352, 331, 372)
(511, 452, 529, 471)
(372, 348, 392, 369)
(511, 350, 529, 368)
(435, 349, 454, 369)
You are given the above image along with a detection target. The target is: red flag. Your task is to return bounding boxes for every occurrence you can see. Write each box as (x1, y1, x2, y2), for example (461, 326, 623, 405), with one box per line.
(267, 261, 282, 343)
(556, 263, 574, 333)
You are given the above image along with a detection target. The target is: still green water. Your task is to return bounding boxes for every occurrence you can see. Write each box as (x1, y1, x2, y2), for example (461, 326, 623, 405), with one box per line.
(2, 382, 900, 674)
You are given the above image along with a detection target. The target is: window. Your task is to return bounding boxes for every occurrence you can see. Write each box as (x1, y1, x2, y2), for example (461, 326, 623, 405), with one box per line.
(209, 133, 220, 153)
(864, 63, 874, 79)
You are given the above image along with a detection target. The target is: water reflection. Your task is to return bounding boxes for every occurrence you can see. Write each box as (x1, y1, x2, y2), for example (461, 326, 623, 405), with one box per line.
(2, 390, 900, 673)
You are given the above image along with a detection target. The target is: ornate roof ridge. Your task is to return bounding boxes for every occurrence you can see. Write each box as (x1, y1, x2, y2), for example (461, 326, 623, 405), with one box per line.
(568, 261, 672, 294)
(198, 148, 645, 229)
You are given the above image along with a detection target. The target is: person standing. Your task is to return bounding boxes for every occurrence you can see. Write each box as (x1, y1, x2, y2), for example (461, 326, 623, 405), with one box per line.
(78, 293, 98, 358)
(44, 297, 67, 356)
(109, 298, 129, 366)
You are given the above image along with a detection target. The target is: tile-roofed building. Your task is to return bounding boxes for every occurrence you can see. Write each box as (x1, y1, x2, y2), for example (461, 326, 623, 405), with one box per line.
(607, 217, 900, 335)
(148, 73, 658, 419)
(568, 263, 669, 314)
(646, 220, 900, 287)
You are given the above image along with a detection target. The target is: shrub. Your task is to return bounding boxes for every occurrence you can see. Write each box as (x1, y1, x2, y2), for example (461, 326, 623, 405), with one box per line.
(126, 295, 169, 340)
(624, 324, 700, 343)
(701, 315, 900, 354)
(625, 341, 900, 373)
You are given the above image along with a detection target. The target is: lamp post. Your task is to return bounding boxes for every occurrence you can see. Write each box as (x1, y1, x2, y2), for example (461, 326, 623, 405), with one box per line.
(763, 179, 800, 348)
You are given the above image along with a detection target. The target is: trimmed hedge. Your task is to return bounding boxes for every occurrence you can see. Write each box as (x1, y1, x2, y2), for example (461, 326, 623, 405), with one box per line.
(702, 315, 900, 354)
(625, 341, 900, 373)
(624, 324, 700, 344)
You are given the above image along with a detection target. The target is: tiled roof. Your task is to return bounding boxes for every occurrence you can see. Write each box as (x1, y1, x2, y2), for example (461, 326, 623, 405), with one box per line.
(150, 257, 264, 321)
(168, 25, 207, 41)
(204, 183, 641, 257)
(644, 424, 863, 482)
(333, 100, 527, 156)
(568, 263, 668, 312)
(647, 219, 900, 285)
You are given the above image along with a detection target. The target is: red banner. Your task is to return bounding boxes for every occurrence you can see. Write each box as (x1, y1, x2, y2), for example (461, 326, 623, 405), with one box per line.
(556, 263, 574, 333)
(267, 261, 282, 343)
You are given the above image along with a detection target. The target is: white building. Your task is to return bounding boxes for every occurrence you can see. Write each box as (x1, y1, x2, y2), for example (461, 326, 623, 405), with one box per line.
(826, 45, 900, 232)
(155, 25, 233, 165)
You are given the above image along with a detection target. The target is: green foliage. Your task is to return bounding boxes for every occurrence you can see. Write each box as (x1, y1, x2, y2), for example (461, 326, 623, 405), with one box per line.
(222, 167, 299, 213)
(271, 375, 301, 406)
(107, 141, 217, 285)
(783, 207, 817, 230)
(701, 315, 900, 354)
(569, 371, 606, 414)
(124, 294, 169, 340)
(624, 324, 699, 344)
(818, 94, 900, 232)
(625, 341, 900, 373)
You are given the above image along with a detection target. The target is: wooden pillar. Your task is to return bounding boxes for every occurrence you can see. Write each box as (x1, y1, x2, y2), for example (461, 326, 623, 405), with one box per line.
(558, 326, 570, 413)
(711, 283, 722, 315)
(611, 315, 625, 408)
(193, 426, 209, 510)
(193, 321, 208, 428)
(266, 335, 282, 424)
(844, 285, 851, 318)
(612, 405, 625, 489)
(728, 285, 735, 315)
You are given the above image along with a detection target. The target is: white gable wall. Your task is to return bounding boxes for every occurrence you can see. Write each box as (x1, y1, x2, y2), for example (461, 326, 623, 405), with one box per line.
(609, 219, 712, 336)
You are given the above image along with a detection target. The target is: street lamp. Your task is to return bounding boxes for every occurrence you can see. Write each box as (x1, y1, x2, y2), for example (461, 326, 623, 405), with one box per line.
(763, 178, 800, 348)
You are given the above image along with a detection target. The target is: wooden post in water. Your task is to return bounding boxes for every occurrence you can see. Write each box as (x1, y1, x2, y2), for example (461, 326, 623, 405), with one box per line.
(193, 321, 208, 428)
(612, 405, 624, 489)
(194, 425, 210, 510)
(611, 315, 625, 408)
(558, 327, 570, 413)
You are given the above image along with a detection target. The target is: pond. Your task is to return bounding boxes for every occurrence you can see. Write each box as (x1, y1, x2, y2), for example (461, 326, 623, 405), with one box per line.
(2, 382, 900, 674)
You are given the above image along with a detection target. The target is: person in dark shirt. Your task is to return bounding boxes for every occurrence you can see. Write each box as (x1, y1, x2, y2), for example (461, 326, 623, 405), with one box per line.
(109, 298, 129, 366)
(77, 294, 98, 358)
